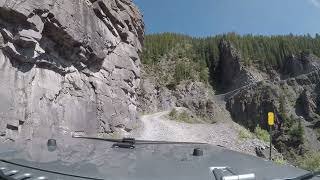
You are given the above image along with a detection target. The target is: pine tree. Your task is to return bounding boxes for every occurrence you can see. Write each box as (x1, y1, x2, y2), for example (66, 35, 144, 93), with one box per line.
(141, 32, 320, 81)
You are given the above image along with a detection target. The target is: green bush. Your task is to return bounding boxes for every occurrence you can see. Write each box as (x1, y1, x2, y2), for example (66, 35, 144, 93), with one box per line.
(238, 128, 254, 140)
(199, 68, 209, 84)
(174, 62, 192, 83)
(169, 109, 194, 123)
(274, 156, 287, 166)
(169, 108, 178, 119)
(316, 129, 320, 140)
(298, 152, 320, 171)
(254, 125, 270, 143)
(279, 95, 293, 128)
(178, 111, 192, 123)
(289, 120, 304, 144)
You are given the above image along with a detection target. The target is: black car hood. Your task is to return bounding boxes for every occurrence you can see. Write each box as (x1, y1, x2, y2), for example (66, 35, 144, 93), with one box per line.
(0, 136, 318, 180)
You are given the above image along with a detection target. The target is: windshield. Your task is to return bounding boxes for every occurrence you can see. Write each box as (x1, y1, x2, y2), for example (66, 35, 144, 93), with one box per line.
(0, 0, 319, 179)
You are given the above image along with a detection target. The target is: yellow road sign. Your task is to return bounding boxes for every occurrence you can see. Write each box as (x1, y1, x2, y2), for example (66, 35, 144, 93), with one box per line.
(268, 112, 275, 126)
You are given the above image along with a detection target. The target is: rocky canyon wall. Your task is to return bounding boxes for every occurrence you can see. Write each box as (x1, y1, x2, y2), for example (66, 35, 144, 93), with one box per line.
(0, 0, 144, 140)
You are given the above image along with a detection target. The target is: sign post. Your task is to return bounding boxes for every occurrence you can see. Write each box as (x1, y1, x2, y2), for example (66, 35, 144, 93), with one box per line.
(268, 112, 275, 160)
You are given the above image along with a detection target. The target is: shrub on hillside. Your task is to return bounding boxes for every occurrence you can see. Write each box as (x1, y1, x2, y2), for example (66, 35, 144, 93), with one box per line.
(289, 119, 304, 144)
(254, 125, 270, 143)
(199, 68, 209, 84)
(169, 108, 178, 119)
(279, 95, 293, 128)
(169, 108, 195, 123)
(298, 152, 320, 171)
(316, 128, 320, 140)
(177, 111, 193, 123)
(238, 128, 254, 140)
(274, 156, 287, 166)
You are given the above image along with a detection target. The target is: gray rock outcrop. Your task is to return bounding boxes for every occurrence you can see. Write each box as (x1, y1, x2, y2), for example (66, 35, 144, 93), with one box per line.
(227, 69, 320, 129)
(227, 69, 320, 154)
(216, 40, 257, 91)
(217, 40, 242, 87)
(297, 89, 318, 121)
(282, 53, 320, 78)
(226, 82, 280, 130)
(0, 0, 144, 140)
(138, 79, 216, 122)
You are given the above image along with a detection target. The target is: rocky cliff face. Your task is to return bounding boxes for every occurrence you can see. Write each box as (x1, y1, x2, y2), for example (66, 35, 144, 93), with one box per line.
(216, 40, 259, 92)
(0, 0, 144, 140)
(227, 65, 320, 129)
(226, 54, 320, 155)
(282, 53, 320, 79)
(138, 77, 217, 122)
(227, 82, 280, 130)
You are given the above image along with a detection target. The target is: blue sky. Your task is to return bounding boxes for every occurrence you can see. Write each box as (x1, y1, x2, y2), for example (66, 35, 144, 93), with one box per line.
(133, 0, 320, 37)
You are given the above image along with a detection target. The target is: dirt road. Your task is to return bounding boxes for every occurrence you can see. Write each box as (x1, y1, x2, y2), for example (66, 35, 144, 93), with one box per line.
(132, 110, 267, 156)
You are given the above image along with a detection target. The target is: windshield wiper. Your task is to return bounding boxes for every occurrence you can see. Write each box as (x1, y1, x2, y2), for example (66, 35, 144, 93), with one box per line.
(72, 135, 207, 149)
(277, 171, 320, 180)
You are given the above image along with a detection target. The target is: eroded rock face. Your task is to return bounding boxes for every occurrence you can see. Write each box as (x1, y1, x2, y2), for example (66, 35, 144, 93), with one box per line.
(282, 53, 320, 78)
(0, 0, 144, 140)
(227, 69, 320, 130)
(138, 79, 216, 122)
(297, 89, 317, 121)
(217, 40, 241, 86)
(227, 69, 320, 153)
(216, 40, 257, 91)
(226, 82, 280, 130)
